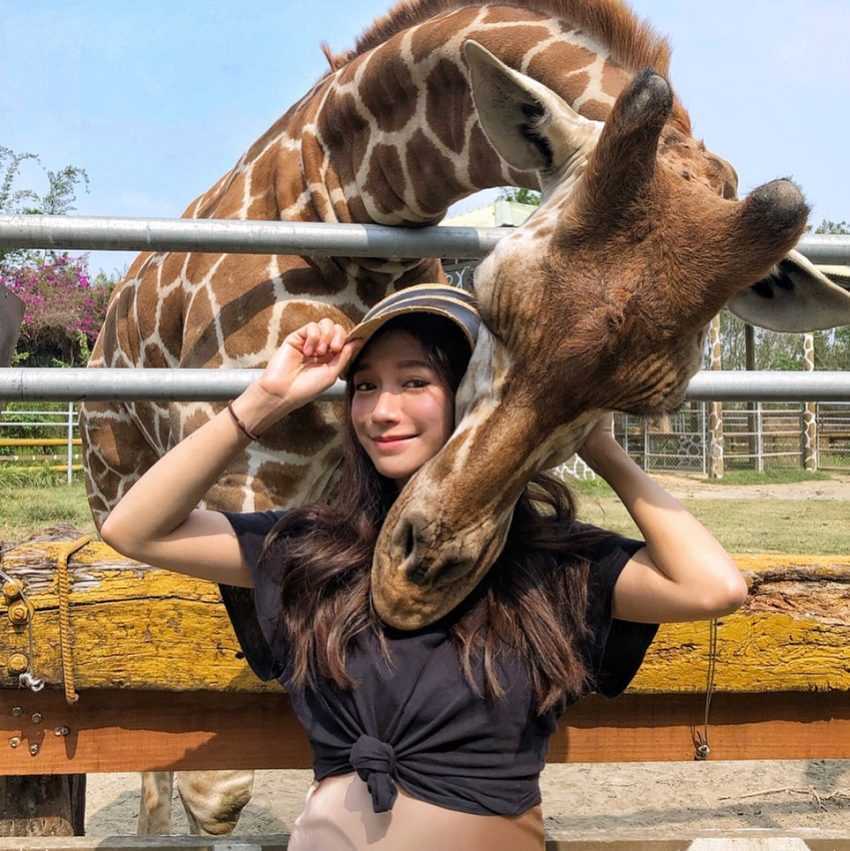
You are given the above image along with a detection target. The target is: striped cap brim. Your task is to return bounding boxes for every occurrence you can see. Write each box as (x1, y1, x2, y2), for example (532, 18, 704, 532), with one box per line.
(345, 284, 480, 365)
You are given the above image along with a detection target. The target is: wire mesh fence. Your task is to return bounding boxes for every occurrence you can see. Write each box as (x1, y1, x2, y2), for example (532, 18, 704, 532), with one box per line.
(2, 399, 849, 484)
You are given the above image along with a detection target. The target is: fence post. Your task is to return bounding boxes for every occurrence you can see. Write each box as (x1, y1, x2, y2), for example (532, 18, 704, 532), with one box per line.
(66, 402, 74, 484)
(707, 315, 724, 479)
(803, 333, 818, 471)
(756, 402, 764, 473)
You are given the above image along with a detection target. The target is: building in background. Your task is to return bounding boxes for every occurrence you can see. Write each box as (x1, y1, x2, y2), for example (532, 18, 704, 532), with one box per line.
(441, 199, 536, 290)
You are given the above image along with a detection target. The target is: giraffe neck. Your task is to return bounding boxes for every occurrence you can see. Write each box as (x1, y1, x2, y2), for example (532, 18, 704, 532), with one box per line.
(186, 5, 671, 293)
(308, 7, 636, 227)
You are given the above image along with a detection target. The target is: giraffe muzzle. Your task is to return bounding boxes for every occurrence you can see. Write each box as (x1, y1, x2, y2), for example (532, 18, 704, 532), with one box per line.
(372, 505, 513, 629)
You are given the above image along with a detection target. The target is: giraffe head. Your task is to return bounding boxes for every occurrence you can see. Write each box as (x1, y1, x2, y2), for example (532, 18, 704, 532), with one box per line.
(370, 47, 810, 630)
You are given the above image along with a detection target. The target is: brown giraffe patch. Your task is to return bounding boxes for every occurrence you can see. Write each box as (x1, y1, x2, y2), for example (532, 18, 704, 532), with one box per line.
(363, 143, 407, 217)
(507, 166, 537, 188)
(182, 285, 223, 369)
(601, 60, 631, 100)
(317, 88, 370, 158)
(346, 193, 372, 224)
(359, 39, 418, 133)
(467, 123, 501, 189)
(111, 283, 140, 365)
(249, 459, 319, 507)
(156, 286, 183, 364)
(409, 6, 481, 63)
(135, 274, 163, 340)
(183, 252, 226, 287)
(141, 342, 170, 369)
(281, 265, 348, 297)
(426, 59, 473, 155)
(156, 251, 186, 288)
(465, 25, 555, 70)
(527, 40, 595, 95)
(338, 51, 367, 87)
(219, 253, 282, 298)
(207, 172, 248, 219)
(323, 164, 353, 223)
(481, 4, 547, 24)
(579, 99, 611, 121)
(356, 270, 396, 308)
(126, 252, 153, 280)
(261, 402, 340, 457)
(405, 128, 466, 216)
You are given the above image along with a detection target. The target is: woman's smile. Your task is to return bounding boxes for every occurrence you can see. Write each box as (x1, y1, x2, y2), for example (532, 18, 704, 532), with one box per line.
(373, 434, 418, 446)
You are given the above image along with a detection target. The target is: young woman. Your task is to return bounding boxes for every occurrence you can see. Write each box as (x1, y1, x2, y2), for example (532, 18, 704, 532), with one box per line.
(102, 284, 748, 851)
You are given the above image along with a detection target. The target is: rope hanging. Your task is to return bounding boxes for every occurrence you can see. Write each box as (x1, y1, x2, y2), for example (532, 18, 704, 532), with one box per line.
(692, 616, 719, 760)
(55, 534, 93, 706)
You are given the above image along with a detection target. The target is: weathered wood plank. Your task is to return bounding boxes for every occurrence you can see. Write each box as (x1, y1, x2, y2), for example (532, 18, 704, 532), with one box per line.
(2, 540, 850, 693)
(1, 689, 849, 775)
(5, 830, 850, 850)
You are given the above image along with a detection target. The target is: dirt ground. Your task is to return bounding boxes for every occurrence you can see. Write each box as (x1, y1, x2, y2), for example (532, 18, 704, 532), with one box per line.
(59, 472, 850, 836)
(650, 472, 850, 502)
(85, 761, 850, 837)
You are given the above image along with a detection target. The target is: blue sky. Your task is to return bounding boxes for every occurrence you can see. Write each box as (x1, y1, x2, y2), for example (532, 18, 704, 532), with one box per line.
(3, 0, 848, 276)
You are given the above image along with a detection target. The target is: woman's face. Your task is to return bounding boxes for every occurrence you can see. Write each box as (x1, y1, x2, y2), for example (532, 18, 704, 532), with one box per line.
(350, 329, 455, 486)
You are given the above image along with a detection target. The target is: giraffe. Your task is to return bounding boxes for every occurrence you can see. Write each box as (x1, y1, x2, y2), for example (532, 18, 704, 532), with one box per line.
(78, 0, 850, 835)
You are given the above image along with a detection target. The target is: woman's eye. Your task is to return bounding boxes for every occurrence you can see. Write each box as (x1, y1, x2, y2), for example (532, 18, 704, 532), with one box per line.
(404, 378, 429, 389)
(353, 381, 375, 392)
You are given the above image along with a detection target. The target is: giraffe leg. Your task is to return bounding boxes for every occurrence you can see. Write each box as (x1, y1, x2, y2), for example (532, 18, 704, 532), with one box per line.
(175, 770, 255, 836)
(138, 771, 174, 835)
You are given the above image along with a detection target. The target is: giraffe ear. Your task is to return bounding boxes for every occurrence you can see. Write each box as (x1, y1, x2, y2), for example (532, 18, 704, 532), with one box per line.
(462, 40, 601, 174)
(727, 249, 850, 332)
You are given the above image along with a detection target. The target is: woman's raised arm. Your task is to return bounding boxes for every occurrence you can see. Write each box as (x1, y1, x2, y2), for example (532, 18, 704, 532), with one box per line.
(578, 414, 749, 624)
(100, 319, 359, 585)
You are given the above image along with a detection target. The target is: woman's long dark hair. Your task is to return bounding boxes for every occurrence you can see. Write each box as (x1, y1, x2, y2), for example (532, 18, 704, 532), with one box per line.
(257, 313, 604, 714)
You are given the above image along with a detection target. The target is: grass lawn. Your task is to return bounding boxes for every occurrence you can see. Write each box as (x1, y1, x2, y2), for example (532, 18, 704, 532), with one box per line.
(0, 481, 97, 543)
(2, 477, 849, 556)
(574, 493, 850, 554)
(693, 468, 832, 486)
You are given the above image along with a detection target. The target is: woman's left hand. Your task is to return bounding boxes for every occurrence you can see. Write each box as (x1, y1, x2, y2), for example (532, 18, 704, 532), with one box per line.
(577, 413, 622, 474)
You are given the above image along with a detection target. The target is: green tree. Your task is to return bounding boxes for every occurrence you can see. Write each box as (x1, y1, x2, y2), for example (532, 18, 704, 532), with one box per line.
(498, 187, 542, 206)
(0, 146, 89, 270)
(813, 219, 850, 235)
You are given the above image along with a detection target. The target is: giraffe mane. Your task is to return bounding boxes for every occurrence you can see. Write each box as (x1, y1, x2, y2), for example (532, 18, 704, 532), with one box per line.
(326, 0, 674, 78)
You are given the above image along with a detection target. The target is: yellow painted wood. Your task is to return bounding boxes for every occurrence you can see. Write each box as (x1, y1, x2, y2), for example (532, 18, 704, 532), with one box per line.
(2, 539, 850, 693)
(0, 438, 82, 446)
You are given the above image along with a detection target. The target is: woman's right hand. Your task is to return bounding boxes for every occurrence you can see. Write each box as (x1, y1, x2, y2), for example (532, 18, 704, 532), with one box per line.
(256, 318, 362, 411)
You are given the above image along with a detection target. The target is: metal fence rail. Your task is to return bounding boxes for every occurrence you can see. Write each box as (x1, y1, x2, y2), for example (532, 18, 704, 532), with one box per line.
(1, 215, 849, 263)
(2, 368, 850, 402)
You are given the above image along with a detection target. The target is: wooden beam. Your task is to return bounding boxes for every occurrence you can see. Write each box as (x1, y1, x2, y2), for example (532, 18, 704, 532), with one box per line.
(3, 541, 850, 695)
(1, 689, 849, 776)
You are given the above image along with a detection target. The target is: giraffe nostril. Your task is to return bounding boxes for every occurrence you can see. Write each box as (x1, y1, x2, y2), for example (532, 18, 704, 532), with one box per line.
(403, 521, 415, 561)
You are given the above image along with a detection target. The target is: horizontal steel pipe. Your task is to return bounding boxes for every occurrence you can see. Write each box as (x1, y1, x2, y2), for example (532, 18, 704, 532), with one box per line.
(0, 215, 503, 260)
(2, 368, 850, 402)
(0, 215, 848, 264)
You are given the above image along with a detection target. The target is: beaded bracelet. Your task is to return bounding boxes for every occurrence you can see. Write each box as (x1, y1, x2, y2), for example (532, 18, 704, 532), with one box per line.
(227, 401, 263, 441)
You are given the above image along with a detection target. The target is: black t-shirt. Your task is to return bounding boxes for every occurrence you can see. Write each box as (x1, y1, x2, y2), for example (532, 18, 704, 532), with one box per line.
(217, 509, 658, 816)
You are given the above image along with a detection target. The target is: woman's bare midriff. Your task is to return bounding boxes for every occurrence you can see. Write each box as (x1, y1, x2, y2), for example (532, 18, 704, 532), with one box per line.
(286, 772, 544, 851)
